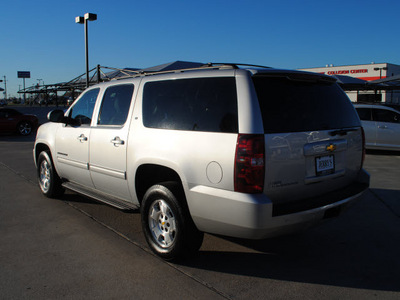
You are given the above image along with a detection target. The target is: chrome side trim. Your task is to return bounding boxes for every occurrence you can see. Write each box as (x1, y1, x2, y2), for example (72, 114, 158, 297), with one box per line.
(57, 156, 89, 170)
(89, 164, 126, 180)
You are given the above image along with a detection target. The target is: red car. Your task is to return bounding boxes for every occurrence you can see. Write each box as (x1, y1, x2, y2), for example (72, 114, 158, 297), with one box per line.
(0, 108, 39, 136)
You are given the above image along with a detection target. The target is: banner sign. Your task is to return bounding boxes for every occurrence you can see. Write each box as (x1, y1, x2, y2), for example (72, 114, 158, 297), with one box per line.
(18, 71, 31, 78)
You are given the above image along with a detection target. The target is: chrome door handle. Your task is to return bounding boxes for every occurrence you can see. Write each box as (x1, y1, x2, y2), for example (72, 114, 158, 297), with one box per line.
(111, 136, 125, 146)
(77, 134, 88, 142)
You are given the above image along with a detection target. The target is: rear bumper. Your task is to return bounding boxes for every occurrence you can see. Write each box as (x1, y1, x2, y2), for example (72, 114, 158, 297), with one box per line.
(188, 169, 370, 239)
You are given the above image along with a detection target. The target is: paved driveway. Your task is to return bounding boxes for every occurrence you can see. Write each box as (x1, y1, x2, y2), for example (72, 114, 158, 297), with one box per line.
(0, 129, 399, 299)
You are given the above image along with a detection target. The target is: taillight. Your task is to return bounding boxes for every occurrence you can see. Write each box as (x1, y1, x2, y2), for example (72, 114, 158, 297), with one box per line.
(234, 134, 265, 193)
(361, 127, 366, 168)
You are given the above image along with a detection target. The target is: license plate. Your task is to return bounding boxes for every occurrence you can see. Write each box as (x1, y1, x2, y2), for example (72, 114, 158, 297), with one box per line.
(315, 155, 335, 176)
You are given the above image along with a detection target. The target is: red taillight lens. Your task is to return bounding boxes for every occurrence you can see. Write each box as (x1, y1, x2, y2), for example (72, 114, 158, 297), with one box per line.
(234, 134, 265, 194)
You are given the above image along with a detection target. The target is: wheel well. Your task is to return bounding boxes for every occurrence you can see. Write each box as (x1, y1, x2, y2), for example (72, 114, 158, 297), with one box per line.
(135, 164, 183, 204)
(34, 143, 50, 163)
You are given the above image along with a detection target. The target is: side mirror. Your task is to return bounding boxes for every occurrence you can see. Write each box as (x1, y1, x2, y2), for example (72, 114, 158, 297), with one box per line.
(47, 109, 66, 123)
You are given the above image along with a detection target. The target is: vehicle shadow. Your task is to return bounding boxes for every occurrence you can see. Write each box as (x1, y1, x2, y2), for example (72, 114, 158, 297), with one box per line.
(178, 192, 400, 292)
(370, 188, 400, 217)
(366, 149, 400, 156)
(30, 176, 399, 292)
(59, 192, 140, 215)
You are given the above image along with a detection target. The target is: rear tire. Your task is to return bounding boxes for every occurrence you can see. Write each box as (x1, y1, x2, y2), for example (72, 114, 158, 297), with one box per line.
(37, 151, 65, 198)
(141, 182, 203, 260)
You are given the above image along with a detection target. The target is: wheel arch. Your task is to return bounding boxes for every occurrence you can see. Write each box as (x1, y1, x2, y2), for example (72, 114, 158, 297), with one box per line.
(34, 143, 52, 168)
(135, 164, 185, 205)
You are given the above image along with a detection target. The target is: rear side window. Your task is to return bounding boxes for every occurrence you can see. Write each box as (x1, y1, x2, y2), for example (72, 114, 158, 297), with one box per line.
(98, 84, 134, 126)
(143, 77, 238, 133)
(253, 76, 361, 133)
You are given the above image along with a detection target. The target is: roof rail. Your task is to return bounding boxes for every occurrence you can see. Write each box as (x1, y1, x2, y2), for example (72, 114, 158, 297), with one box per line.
(204, 63, 271, 69)
(112, 63, 271, 81)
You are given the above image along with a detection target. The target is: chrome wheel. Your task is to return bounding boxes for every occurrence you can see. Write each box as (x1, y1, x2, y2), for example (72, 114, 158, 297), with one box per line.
(18, 121, 32, 135)
(39, 159, 51, 193)
(148, 199, 177, 248)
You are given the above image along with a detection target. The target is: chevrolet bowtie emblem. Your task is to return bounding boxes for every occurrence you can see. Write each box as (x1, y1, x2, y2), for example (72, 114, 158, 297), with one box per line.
(326, 144, 337, 152)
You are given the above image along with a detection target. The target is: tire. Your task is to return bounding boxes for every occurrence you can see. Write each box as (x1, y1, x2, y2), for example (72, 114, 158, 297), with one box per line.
(141, 182, 204, 261)
(17, 121, 33, 136)
(37, 151, 65, 198)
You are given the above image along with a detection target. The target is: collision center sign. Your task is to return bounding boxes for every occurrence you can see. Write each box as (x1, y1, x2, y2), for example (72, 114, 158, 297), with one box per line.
(326, 68, 368, 75)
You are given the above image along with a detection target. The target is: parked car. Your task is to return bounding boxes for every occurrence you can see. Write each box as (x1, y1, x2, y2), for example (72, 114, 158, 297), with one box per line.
(354, 104, 400, 151)
(0, 108, 39, 135)
(0, 100, 7, 107)
(33, 63, 369, 260)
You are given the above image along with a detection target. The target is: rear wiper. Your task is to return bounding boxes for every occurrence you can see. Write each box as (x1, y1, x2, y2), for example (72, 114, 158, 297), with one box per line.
(329, 128, 358, 136)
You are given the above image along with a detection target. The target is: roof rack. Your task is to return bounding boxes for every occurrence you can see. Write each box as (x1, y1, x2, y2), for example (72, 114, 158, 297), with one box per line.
(204, 63, 271, 69)
(113, 63, 271, 81)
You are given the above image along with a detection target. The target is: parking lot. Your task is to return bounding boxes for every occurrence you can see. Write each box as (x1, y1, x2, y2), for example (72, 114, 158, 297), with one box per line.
(1, 107, 399, 299)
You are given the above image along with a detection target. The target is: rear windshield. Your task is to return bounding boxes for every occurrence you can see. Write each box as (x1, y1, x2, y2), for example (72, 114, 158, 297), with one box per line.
(252, 75, 360, 133)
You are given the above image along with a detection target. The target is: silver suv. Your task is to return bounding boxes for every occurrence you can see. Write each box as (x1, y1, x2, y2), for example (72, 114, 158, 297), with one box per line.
(34, 64, 370, 260)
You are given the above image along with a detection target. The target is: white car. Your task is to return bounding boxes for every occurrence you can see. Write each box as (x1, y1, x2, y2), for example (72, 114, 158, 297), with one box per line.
(354, 104, 400, 151)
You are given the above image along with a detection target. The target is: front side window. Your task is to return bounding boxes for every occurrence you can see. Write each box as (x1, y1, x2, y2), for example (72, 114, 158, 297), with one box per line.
(142, 77, 238, 133)
(373, 109, 400, 123)
(97, 84, 134, 126)
(70, 88, 100, 126)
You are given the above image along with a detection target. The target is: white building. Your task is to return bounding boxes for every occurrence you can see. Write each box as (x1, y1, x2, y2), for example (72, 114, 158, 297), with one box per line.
(300, 63, 400, 104)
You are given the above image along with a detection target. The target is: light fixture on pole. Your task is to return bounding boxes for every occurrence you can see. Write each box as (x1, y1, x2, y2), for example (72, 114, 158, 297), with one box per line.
(75, 13, 97, 88)
(373, 66, 388, 79)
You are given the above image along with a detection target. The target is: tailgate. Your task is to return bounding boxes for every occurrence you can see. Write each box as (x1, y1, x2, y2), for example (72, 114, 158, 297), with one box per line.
(251, 72, 365, 214)
(264, 128, 364, 208)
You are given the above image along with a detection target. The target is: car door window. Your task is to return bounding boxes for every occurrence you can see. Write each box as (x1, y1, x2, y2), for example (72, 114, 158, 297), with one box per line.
(373, 109, 400, 124)
(69, 88, 100, 126)
(356, 108, 372, 121)
(97, 84, 134, 126)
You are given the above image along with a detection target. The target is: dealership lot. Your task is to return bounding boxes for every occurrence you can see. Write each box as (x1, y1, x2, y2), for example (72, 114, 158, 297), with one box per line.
(0, 117, 399, 299)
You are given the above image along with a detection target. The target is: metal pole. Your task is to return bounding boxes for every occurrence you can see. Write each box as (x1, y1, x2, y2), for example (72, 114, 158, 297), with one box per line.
(3, 76, 7, 100)
(85, 19, 89, 88)
(97, 64, 101, 83)
(23, 78, 26, 104)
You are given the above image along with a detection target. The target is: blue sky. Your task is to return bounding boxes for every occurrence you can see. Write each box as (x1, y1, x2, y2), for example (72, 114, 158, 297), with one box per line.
(1, 0, 400, 97)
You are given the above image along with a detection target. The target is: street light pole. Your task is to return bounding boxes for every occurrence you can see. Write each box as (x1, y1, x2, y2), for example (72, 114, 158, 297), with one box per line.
(75, 13, 97, 88)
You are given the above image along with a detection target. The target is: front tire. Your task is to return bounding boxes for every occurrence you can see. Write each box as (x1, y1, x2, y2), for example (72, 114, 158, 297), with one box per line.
(37, 151, 65, 198)
(141, 182, 203, 260)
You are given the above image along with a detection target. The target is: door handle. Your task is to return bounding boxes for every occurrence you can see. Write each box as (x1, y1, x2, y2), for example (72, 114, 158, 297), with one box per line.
(77, 134, 88, 142)
(111, 136, 125, 146)
(378, 125, 388, 129)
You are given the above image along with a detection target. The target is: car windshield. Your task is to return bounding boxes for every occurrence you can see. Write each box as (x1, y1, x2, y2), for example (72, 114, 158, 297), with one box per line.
(252, 75, 361, 133)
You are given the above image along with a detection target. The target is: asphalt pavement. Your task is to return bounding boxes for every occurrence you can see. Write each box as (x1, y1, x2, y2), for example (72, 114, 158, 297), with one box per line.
(0, 161, 227, 299)
(0, 110, 399, 299)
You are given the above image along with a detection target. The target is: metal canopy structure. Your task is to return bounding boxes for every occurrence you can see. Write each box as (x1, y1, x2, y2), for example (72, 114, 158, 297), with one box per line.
(18, 61, 400, 105)
(331, 74, 400, 91)
(17, 61, 204, 103)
